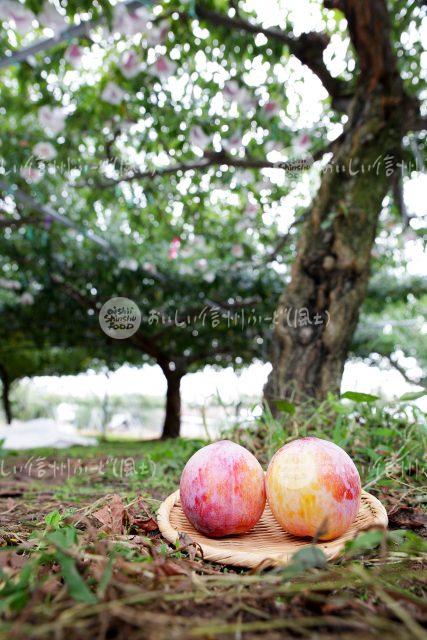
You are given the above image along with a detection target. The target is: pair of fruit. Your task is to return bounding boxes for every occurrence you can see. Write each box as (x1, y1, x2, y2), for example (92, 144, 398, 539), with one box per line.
(180, 437, 361, 541)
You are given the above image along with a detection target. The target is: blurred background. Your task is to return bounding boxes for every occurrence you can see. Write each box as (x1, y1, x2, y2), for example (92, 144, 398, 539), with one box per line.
(0, 0, 425, 447)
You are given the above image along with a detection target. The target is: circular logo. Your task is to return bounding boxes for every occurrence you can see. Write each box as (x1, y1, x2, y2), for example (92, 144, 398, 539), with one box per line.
(99, 297, 141, 339)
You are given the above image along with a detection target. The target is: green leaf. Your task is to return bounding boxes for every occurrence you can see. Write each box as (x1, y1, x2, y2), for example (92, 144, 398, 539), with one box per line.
(374, 427, 395, 438)
(45, 510, 63, 529)
(46, 527, 96, 603)
(292, 545, 327, 568)
(274, 400, 296, 415)
(397, 390, 426, 402)
(185, 0, 197, 18)
(377, 478, 395, 487)
(0, 557, 37, 613)
(97, 556, 114, 599)
(47, 526, 78, 553)
(282, 546, 327, 579)
(341, 391, 379, 403)
(320, 218, 333, 230)
(0, 590, 29, 613)
(344, 530, 384, 555)
(56, 552, 98, 605)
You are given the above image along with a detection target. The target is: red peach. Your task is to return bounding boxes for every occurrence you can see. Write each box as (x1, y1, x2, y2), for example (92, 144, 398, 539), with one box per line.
(266, 437, 361, 540)
(180, 440, 266, 537)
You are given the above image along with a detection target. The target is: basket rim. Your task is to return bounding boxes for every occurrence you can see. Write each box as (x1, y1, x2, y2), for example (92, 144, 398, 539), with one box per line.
(157, 489, 388, 568)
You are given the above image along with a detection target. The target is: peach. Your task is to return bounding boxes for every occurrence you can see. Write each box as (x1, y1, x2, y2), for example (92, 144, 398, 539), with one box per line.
(266, 437, 361, 540)
(179, 440, 266, 537)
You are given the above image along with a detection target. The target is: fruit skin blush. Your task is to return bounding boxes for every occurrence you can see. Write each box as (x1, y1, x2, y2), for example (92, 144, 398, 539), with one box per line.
(266, 437, 361, 540)
(180, 440, 266, 537)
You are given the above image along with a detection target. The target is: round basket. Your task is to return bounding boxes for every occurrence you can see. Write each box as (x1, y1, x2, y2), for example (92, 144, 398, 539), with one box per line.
(158, 489, 388, 568)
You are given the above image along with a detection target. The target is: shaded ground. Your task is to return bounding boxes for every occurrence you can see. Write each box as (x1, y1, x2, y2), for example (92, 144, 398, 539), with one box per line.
(0, 401, 426, 639)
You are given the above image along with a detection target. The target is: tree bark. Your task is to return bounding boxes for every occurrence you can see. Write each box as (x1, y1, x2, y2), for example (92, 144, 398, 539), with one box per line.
(0, 365, 12, 425)
(265, 0, 409, 409)
(161, 369, 184, 439)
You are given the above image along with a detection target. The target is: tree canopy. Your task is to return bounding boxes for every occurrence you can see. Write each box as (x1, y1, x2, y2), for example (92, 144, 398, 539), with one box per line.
(0, 0, 425, 433)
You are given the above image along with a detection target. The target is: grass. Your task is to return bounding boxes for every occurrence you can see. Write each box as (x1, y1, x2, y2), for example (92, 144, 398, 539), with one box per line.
(0, 398, 426, 639)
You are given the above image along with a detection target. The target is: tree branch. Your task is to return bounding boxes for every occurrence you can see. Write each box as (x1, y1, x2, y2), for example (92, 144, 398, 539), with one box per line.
(50, 273, 164, 361)
(0, 1, 146, 71)
(324, 0, 344, 10)
(412, 115, 427, 132)
(185, 344, 238, 367)
(391, 172, 410, 228)
(341, 0, 398, 90)
(90, 150, 317, 188)
(0, 178, 112, 251)
(406, 114, 427, 134)
(0, 214, 41, 229)
(261, 214, 308, 265)
(90, 134, 341, 188)
(195, 4, 352, 110)
(386, 355, 425, 387)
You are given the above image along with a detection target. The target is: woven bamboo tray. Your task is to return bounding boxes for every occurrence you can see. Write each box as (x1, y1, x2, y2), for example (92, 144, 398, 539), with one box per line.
(158, 489, 388, 568)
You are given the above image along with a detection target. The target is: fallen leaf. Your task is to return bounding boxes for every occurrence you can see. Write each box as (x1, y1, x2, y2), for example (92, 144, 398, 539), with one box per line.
(41, 576, 62, 595)
(388, 505, 427, 531)
(93, 494, 125, 534)
(0, 490, 23, 498)
(127, 497, 158, 533)
(155, 559, 191, 577)
(130, 516, 158, 533)
(322, 598, 353, 614)
(177, 532, 201, 561)
(0, 551, 27, 569)
(0, 498, 17, 515)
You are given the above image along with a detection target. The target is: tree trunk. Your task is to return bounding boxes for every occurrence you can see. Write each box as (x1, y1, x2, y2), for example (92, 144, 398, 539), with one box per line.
(0, 365, 12, 425)
(161, 369, 184, 439)
(264, 0, 412, 409)
(265, 83, 406, 408)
